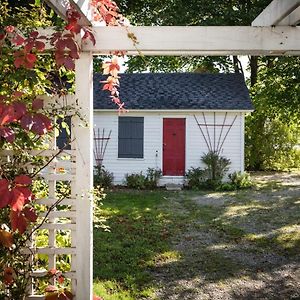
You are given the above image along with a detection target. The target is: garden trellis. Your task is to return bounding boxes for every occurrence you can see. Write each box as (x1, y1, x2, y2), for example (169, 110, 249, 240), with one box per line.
(2, 0, 299, 298)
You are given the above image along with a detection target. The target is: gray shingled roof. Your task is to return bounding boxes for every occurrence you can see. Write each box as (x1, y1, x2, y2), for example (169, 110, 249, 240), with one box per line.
(93, 73, 253, 110)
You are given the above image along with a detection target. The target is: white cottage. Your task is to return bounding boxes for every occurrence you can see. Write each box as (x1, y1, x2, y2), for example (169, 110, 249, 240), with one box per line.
(93, 73, 253, 185)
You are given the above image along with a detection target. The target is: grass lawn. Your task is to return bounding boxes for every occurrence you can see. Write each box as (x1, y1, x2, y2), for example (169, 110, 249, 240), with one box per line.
(93, 173, 300, 299)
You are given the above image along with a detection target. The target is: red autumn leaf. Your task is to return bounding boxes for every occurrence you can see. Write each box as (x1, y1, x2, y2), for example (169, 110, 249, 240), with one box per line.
(45, 285, 59, 292)
(48, 268, 57, 276)
(0, 229, 13, 248)
(10, 187, 26, 211)
(14, 175, 32, 186)
(4, 267, 14, 285)
(14, 57, 24, 68)
(24, 41, 35, 52)
(13, 102, 27, 119)
(23, 207, 37, 222)
(93, 295, 104, 300)
(24, 53, 37, 69)
(12, 34, 25, 46)
(0, 33, 6, 41)
(65, 21, 81, 34)
(31, 113, 52, 135)
(0, 178, 11, 208)
(58, 290, 73, 300)
(30, 31, 39, 38)
(57, 275, 65, 284)
(20, 113, 33, 131)
(10, 210, 28, 233)
(82, 30, 96, 46)
(45, 293, 59, 300)
(0, 104, 15, 125)
(63, 57, 75, 71)
(0, 127, 15, 143)
(35, 40, 45, 51)
(32, 98, 44, 110)
(12, 91, 24, 99)
(15, 186, 32, 204)
(5, 26, 15, 33)
(55, 50, 66, 66)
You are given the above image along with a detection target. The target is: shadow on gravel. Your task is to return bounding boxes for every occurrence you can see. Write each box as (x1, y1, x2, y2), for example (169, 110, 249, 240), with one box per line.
(153, 185, 300, 300)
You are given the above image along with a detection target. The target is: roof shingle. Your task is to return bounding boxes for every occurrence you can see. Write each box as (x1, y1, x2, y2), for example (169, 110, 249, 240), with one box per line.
(93, 73, 253, 110)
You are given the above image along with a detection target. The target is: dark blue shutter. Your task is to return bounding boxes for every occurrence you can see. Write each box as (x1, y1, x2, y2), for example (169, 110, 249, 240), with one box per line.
(118, 117, 144, 158)
(56, 116, 71, 150)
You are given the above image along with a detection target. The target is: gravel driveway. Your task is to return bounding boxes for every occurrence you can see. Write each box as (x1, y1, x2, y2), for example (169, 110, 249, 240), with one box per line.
(153, 172, 300, 300)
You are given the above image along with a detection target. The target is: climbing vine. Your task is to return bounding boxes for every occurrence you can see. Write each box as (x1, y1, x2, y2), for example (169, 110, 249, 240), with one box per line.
(0, 0, 126, 299)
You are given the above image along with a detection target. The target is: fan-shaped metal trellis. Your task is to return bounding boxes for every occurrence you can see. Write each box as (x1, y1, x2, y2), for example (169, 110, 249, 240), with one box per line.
(194, 112, 237, 155)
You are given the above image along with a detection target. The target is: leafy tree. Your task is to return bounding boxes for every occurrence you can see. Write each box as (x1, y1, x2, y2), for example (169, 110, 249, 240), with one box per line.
(246, 57, 300, 170)
(117, 0, 271, 75)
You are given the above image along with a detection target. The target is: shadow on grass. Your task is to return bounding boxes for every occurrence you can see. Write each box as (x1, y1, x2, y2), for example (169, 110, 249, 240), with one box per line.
(93, 186, 300, 299)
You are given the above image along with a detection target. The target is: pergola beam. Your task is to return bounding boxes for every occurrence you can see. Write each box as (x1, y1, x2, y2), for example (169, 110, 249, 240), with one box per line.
(83, 26, 300, 55)
(252, 0, 300, 26)
(278, 6, 300, 25)
(45, 0, 91, 26)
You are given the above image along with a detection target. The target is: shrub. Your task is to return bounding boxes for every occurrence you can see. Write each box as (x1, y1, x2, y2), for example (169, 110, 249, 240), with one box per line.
(185, 167, 207, 189)
(186, 151, 231, 190)
(145, 168, 162, 189)
(94, 166, 114, 189)
(229, 171, 253, 189)
(201, 151, 231, 183)
(125, 172, 146, 189)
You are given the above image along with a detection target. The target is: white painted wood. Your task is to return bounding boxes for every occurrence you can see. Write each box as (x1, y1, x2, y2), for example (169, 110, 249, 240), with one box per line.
(73, 52, 93, 300)
(44, 0, 91, 25)
(39, 210, 76, 218)
(94, 111, 244, 185)
(278, 6, 300, 25)
(39, 223, 76, 230)
(0, 149, 75, 157)
(83, 26, 300, 55)
(252, 0, 300, 26)
(31, 270, 76, 279)
(37, 198, 76, 206)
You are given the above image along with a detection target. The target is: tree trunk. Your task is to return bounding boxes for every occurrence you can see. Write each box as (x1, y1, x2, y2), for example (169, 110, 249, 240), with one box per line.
(250, 56, 258, 86)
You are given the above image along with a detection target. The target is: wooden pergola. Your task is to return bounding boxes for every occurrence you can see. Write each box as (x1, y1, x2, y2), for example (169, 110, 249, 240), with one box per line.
(34, 0, 300, 299)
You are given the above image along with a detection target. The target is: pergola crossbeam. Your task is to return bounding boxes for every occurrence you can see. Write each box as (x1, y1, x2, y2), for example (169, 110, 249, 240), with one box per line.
(83, 26, 300, 55)
(252, 0, 300, 26)
(45, 0, 91, 26)
(278, 6, 300, 25)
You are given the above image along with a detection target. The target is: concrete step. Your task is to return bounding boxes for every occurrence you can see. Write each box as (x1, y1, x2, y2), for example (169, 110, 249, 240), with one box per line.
(165, 183, 183, 191)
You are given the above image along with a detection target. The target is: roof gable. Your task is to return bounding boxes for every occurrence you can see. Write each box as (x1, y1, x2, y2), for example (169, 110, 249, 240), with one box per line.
(94, 73, 253, 110)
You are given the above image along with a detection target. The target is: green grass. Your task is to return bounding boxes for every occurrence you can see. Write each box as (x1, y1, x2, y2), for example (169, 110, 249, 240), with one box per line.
(93, 190, 185, 299)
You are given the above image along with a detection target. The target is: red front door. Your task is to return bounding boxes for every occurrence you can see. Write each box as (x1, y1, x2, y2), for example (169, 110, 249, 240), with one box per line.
(163, 118, 186, 176)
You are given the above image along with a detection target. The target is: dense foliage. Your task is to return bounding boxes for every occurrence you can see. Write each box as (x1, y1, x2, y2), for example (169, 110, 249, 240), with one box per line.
(246, 57, 300, 170)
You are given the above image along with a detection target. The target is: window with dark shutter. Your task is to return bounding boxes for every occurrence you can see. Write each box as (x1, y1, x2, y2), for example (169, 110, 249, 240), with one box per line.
(118, 117, 144, 158)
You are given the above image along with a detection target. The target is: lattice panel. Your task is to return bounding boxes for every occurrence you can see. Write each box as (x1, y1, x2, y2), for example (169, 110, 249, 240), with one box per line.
(1, 145, 77, 298)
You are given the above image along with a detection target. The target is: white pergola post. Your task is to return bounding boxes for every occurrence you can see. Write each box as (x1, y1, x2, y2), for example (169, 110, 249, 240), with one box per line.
(74, 52, 94, 300)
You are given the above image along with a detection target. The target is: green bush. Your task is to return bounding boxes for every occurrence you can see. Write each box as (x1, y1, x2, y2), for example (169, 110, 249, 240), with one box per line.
(185, 167, 207, 189)
(125, 172, 146, 189)
(186, 152, 231, 190)
(145, 168, 162, 189)
(229, 171, 253, 189)
(125, 168, 162, 189)
(94, 166, 114, 189)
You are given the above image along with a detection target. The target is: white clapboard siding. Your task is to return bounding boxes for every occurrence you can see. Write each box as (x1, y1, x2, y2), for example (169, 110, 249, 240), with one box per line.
(94, 111, 246, 184)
